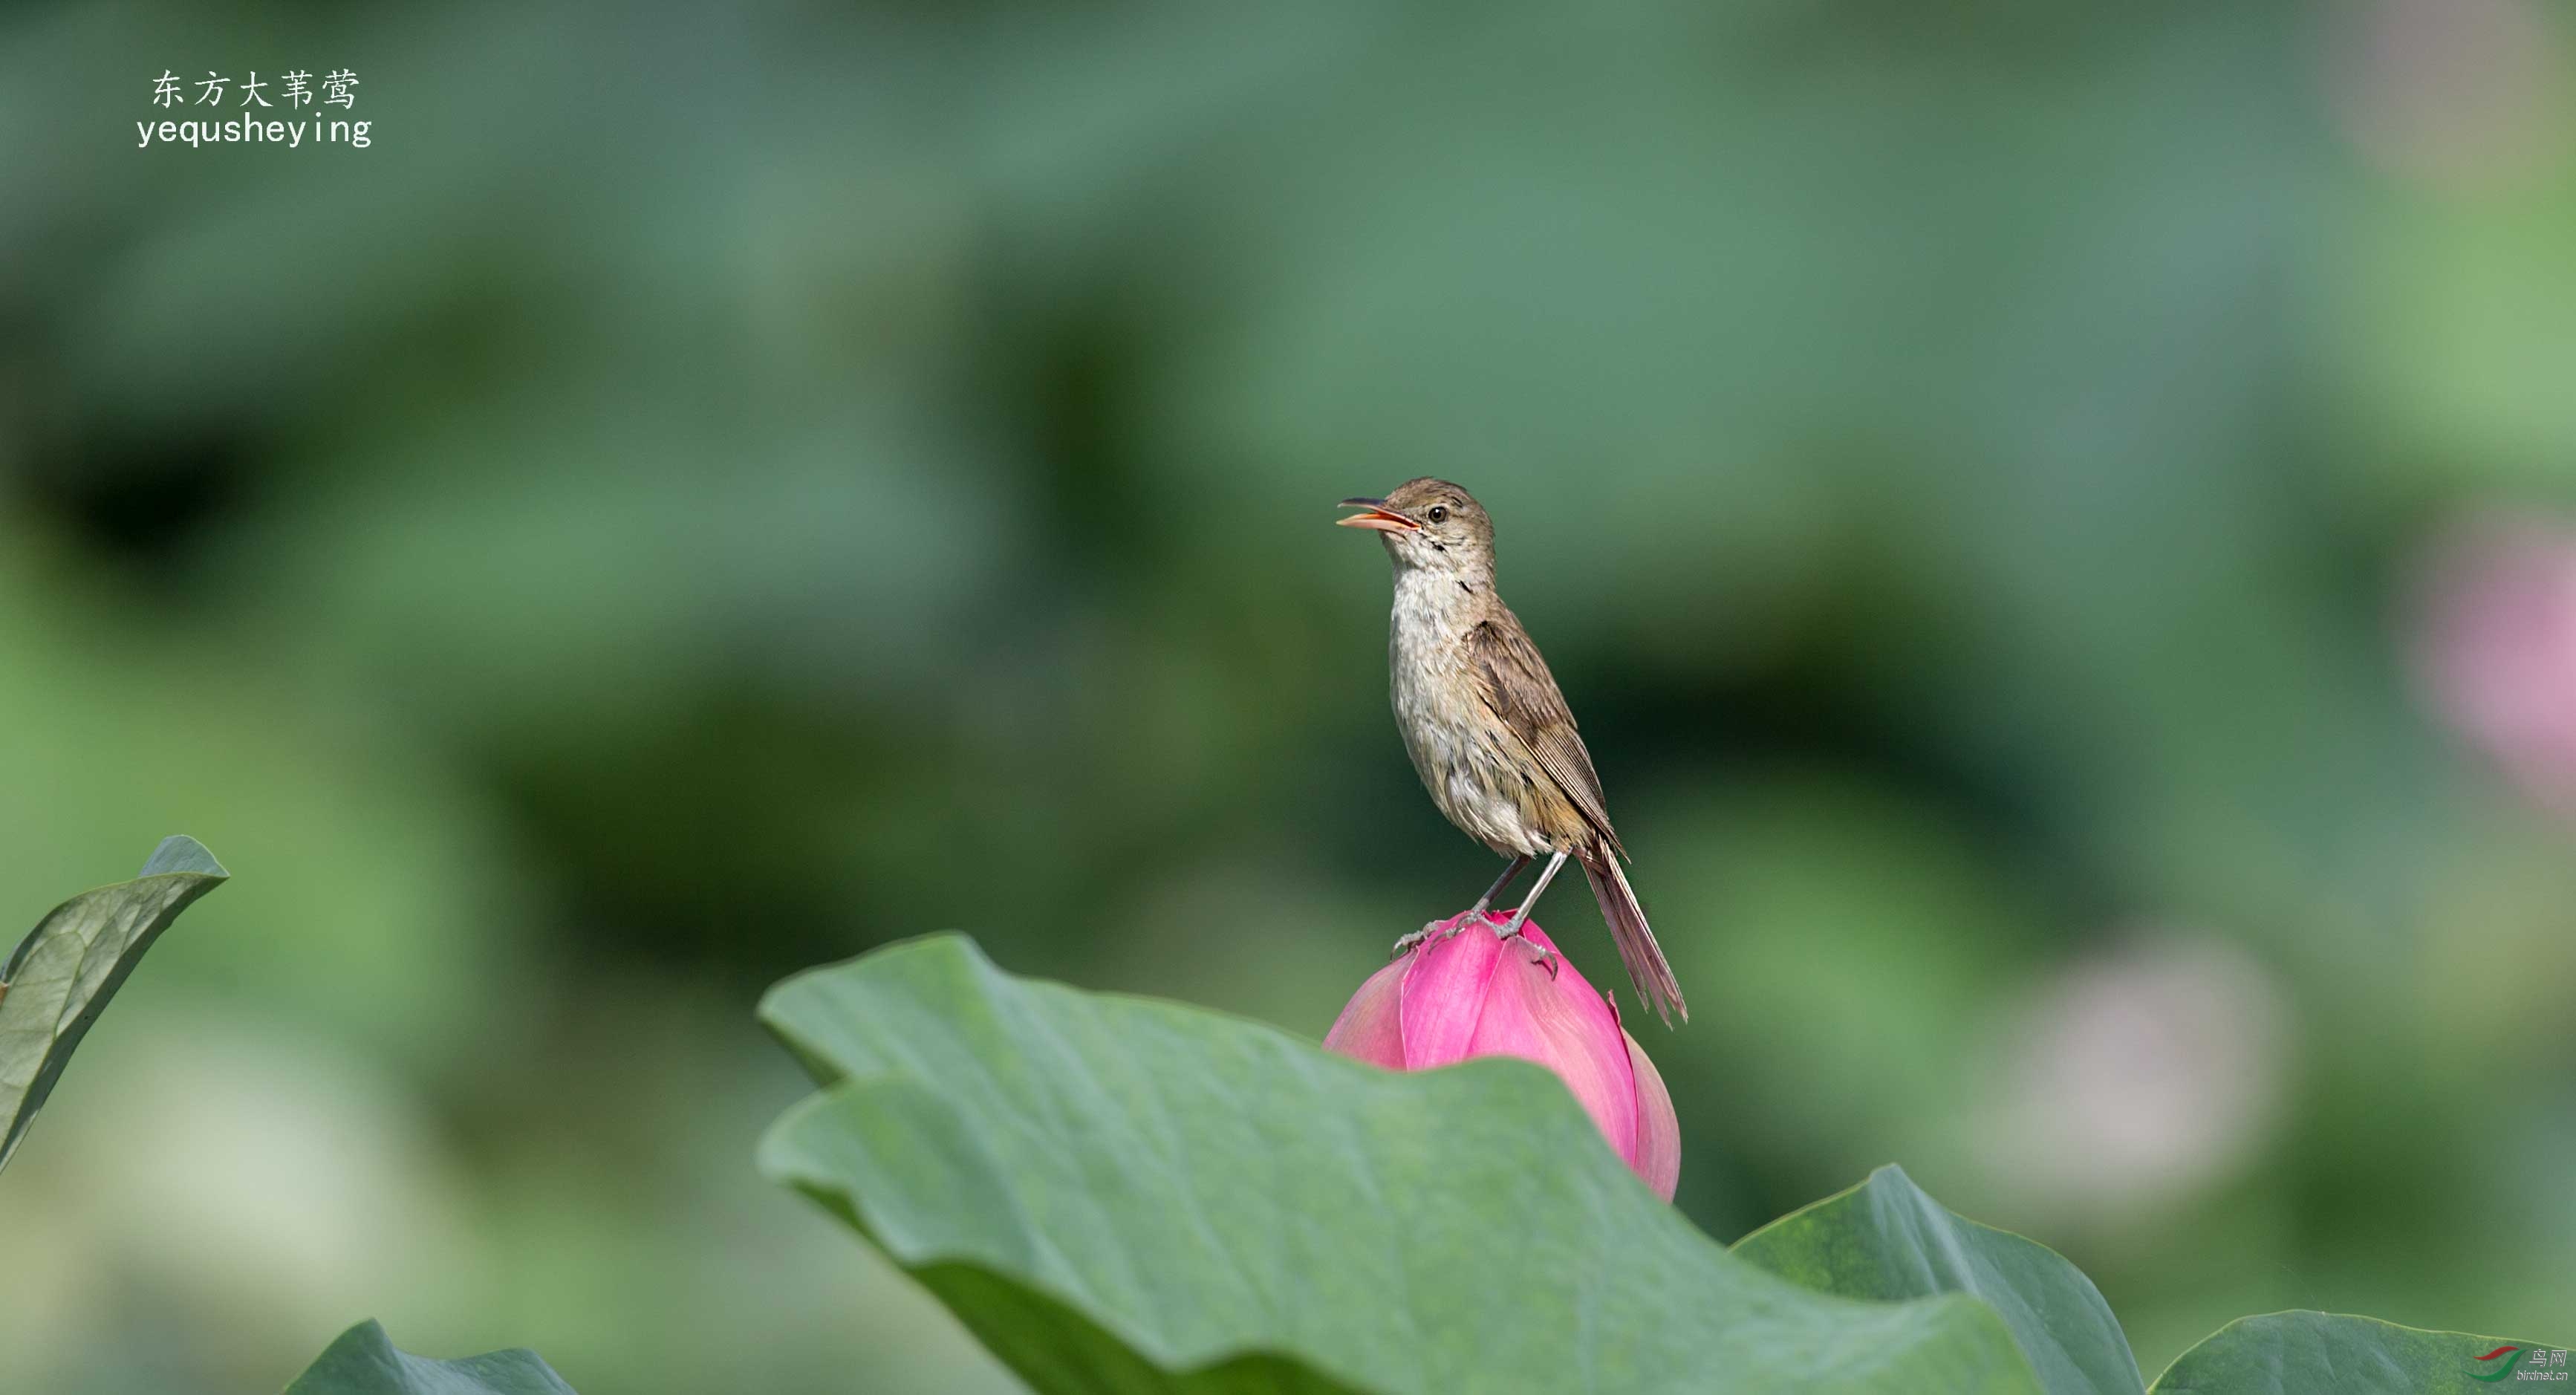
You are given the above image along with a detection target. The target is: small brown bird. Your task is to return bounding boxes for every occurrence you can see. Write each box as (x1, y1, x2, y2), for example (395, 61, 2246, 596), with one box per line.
(1338, 478, 1687, 1025)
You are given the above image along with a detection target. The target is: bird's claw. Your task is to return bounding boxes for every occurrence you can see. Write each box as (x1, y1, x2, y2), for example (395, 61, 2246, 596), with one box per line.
(1502, 931, 1560, 979)
(1390, 924, 1438, 960)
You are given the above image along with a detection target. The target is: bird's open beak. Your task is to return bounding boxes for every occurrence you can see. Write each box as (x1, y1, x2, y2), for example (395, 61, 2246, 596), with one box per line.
(1336, 498, 1422, 533)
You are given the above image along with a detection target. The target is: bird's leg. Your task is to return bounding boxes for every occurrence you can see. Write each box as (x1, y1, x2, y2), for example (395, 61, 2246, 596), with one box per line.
(1495, 851, 1570, 975)
(1469, 853, 1535, 921)
(1434, 854, 1532, 943)
(1496, 850, 1569, 937)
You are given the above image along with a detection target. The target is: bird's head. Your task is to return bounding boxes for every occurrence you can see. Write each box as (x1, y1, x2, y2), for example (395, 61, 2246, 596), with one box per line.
(1336, 478, 1494, 574)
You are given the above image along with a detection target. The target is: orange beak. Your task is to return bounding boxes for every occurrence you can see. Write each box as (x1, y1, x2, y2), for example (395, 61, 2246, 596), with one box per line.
(1336, 497, 1421, 533)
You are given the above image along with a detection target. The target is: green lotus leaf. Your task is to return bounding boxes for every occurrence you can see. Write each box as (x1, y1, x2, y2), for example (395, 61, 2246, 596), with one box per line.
(760, 932, 2047, 1394)
(0, 836, 228, 1174)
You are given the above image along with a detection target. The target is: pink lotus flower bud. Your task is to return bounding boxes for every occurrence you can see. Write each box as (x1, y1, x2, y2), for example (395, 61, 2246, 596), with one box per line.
(1323, 912, 1680, 1200)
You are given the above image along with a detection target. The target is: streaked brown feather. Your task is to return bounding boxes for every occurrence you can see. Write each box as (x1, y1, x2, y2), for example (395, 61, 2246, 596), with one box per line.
(1465, 614, 1627, 860)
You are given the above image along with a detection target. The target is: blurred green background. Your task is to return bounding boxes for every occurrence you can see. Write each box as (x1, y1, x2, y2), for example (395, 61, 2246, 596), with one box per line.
(5, 0, 2575, 1390)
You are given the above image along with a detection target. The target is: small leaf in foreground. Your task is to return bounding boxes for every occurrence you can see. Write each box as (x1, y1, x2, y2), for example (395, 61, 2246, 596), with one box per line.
(2150, 1311, 2572, 1395)
(760, 933, 2047, 1395)
(286, 1320, 578, 1394)
(1734, 1164, 2142, 1395)
(0, 835, 229, 1174)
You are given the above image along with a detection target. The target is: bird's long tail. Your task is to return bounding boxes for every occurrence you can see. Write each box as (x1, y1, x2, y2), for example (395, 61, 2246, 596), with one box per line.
(1584, 851, 1686, 1027)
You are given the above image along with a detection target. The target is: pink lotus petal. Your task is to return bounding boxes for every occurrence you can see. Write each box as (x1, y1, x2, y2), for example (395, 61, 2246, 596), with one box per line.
(1321, 957, 1408, 1068)
(1466, 925, 1638, 1164)
(1396, 912, 1506, 1067)
(1624, 1028, 1681, 1201)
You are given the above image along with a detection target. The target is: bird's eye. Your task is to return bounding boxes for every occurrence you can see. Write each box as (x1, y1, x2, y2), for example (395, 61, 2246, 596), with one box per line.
(1427, 505, 1448, 523)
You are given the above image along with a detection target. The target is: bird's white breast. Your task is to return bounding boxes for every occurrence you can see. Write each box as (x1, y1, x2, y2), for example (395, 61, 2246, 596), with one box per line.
(1387, 568, 1551, 857)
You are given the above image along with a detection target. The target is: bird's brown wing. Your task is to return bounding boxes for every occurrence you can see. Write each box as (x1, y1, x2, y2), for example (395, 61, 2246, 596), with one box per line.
(1466, 615, 1627, 860)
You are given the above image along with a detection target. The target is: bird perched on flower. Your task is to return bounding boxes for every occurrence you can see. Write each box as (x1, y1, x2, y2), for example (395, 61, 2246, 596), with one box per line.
(1338, 479, 1687, 1024)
